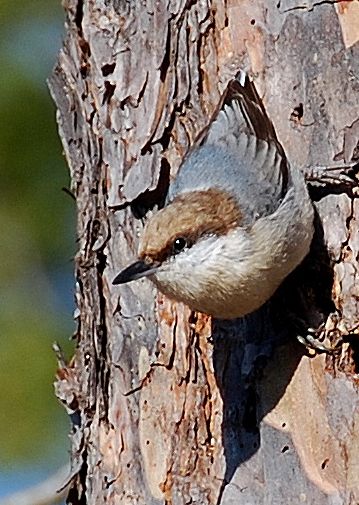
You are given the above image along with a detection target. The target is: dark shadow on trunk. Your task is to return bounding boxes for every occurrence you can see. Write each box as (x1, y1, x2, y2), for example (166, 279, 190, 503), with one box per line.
(212, 207, 335, 500)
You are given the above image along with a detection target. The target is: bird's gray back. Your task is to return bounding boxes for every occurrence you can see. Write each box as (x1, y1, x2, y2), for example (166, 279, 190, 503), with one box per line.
(168, 135, 289, 226)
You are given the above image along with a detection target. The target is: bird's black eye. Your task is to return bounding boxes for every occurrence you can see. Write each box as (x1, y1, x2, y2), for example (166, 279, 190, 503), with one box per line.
(173, 237, 187, 254)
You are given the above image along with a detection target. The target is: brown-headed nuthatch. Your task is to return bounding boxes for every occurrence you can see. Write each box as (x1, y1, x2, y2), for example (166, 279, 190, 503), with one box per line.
(113, 71, 314, 319)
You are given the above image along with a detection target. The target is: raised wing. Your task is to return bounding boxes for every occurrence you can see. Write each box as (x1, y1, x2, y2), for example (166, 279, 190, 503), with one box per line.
(169, 72, 291, 223)
(196, 71, 289, 198)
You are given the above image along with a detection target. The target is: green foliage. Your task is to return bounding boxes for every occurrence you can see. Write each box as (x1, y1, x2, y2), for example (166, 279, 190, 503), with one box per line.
(0, 59, 73, 264)
(0, 0, 75, 466)
(0, 304, 70, 464)
(0, 0, 63, 25)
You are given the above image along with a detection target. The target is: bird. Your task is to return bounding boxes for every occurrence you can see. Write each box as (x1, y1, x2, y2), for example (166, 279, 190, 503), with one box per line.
(113, 71, 314, 320)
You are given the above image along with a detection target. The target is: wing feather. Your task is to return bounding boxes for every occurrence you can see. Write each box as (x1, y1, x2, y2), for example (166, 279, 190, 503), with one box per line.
(169, 72, 291, 222)
(196, 71, 289, 197)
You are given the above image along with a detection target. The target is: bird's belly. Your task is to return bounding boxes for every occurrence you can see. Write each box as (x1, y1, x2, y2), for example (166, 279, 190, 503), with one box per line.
(154, 268, 277, 320)
(188, 278, 275, 319)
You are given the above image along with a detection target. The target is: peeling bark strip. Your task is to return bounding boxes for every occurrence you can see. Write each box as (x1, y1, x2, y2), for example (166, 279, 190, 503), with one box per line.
(49, 0, 359, 504)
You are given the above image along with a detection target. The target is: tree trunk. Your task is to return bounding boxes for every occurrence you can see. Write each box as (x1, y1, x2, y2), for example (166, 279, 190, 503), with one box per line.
(49, 1, 359, 504)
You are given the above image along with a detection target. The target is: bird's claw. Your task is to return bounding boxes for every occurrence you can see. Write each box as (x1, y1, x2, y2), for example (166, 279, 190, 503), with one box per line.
(296, 326, 342, 354)
(305, 162, 358, 187)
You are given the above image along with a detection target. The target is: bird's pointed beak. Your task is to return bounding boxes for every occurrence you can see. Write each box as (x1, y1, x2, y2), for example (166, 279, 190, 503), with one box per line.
(112, 260, 159, 285)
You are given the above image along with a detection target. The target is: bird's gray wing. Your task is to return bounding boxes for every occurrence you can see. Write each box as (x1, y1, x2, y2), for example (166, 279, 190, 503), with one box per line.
(169, 72, 290, 222)
(198, 71, 289, 199)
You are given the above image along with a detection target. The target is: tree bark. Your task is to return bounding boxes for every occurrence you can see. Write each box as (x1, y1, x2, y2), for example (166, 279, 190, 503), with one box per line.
(49, 1, 359, 504)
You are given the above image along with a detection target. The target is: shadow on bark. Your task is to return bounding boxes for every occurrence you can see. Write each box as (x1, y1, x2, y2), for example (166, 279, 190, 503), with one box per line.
(212, 207, 334, 500)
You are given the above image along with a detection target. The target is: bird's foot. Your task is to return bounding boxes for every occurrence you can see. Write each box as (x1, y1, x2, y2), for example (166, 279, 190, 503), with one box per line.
(296, 322, 343, 355)
(305, 161, 358, 188)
